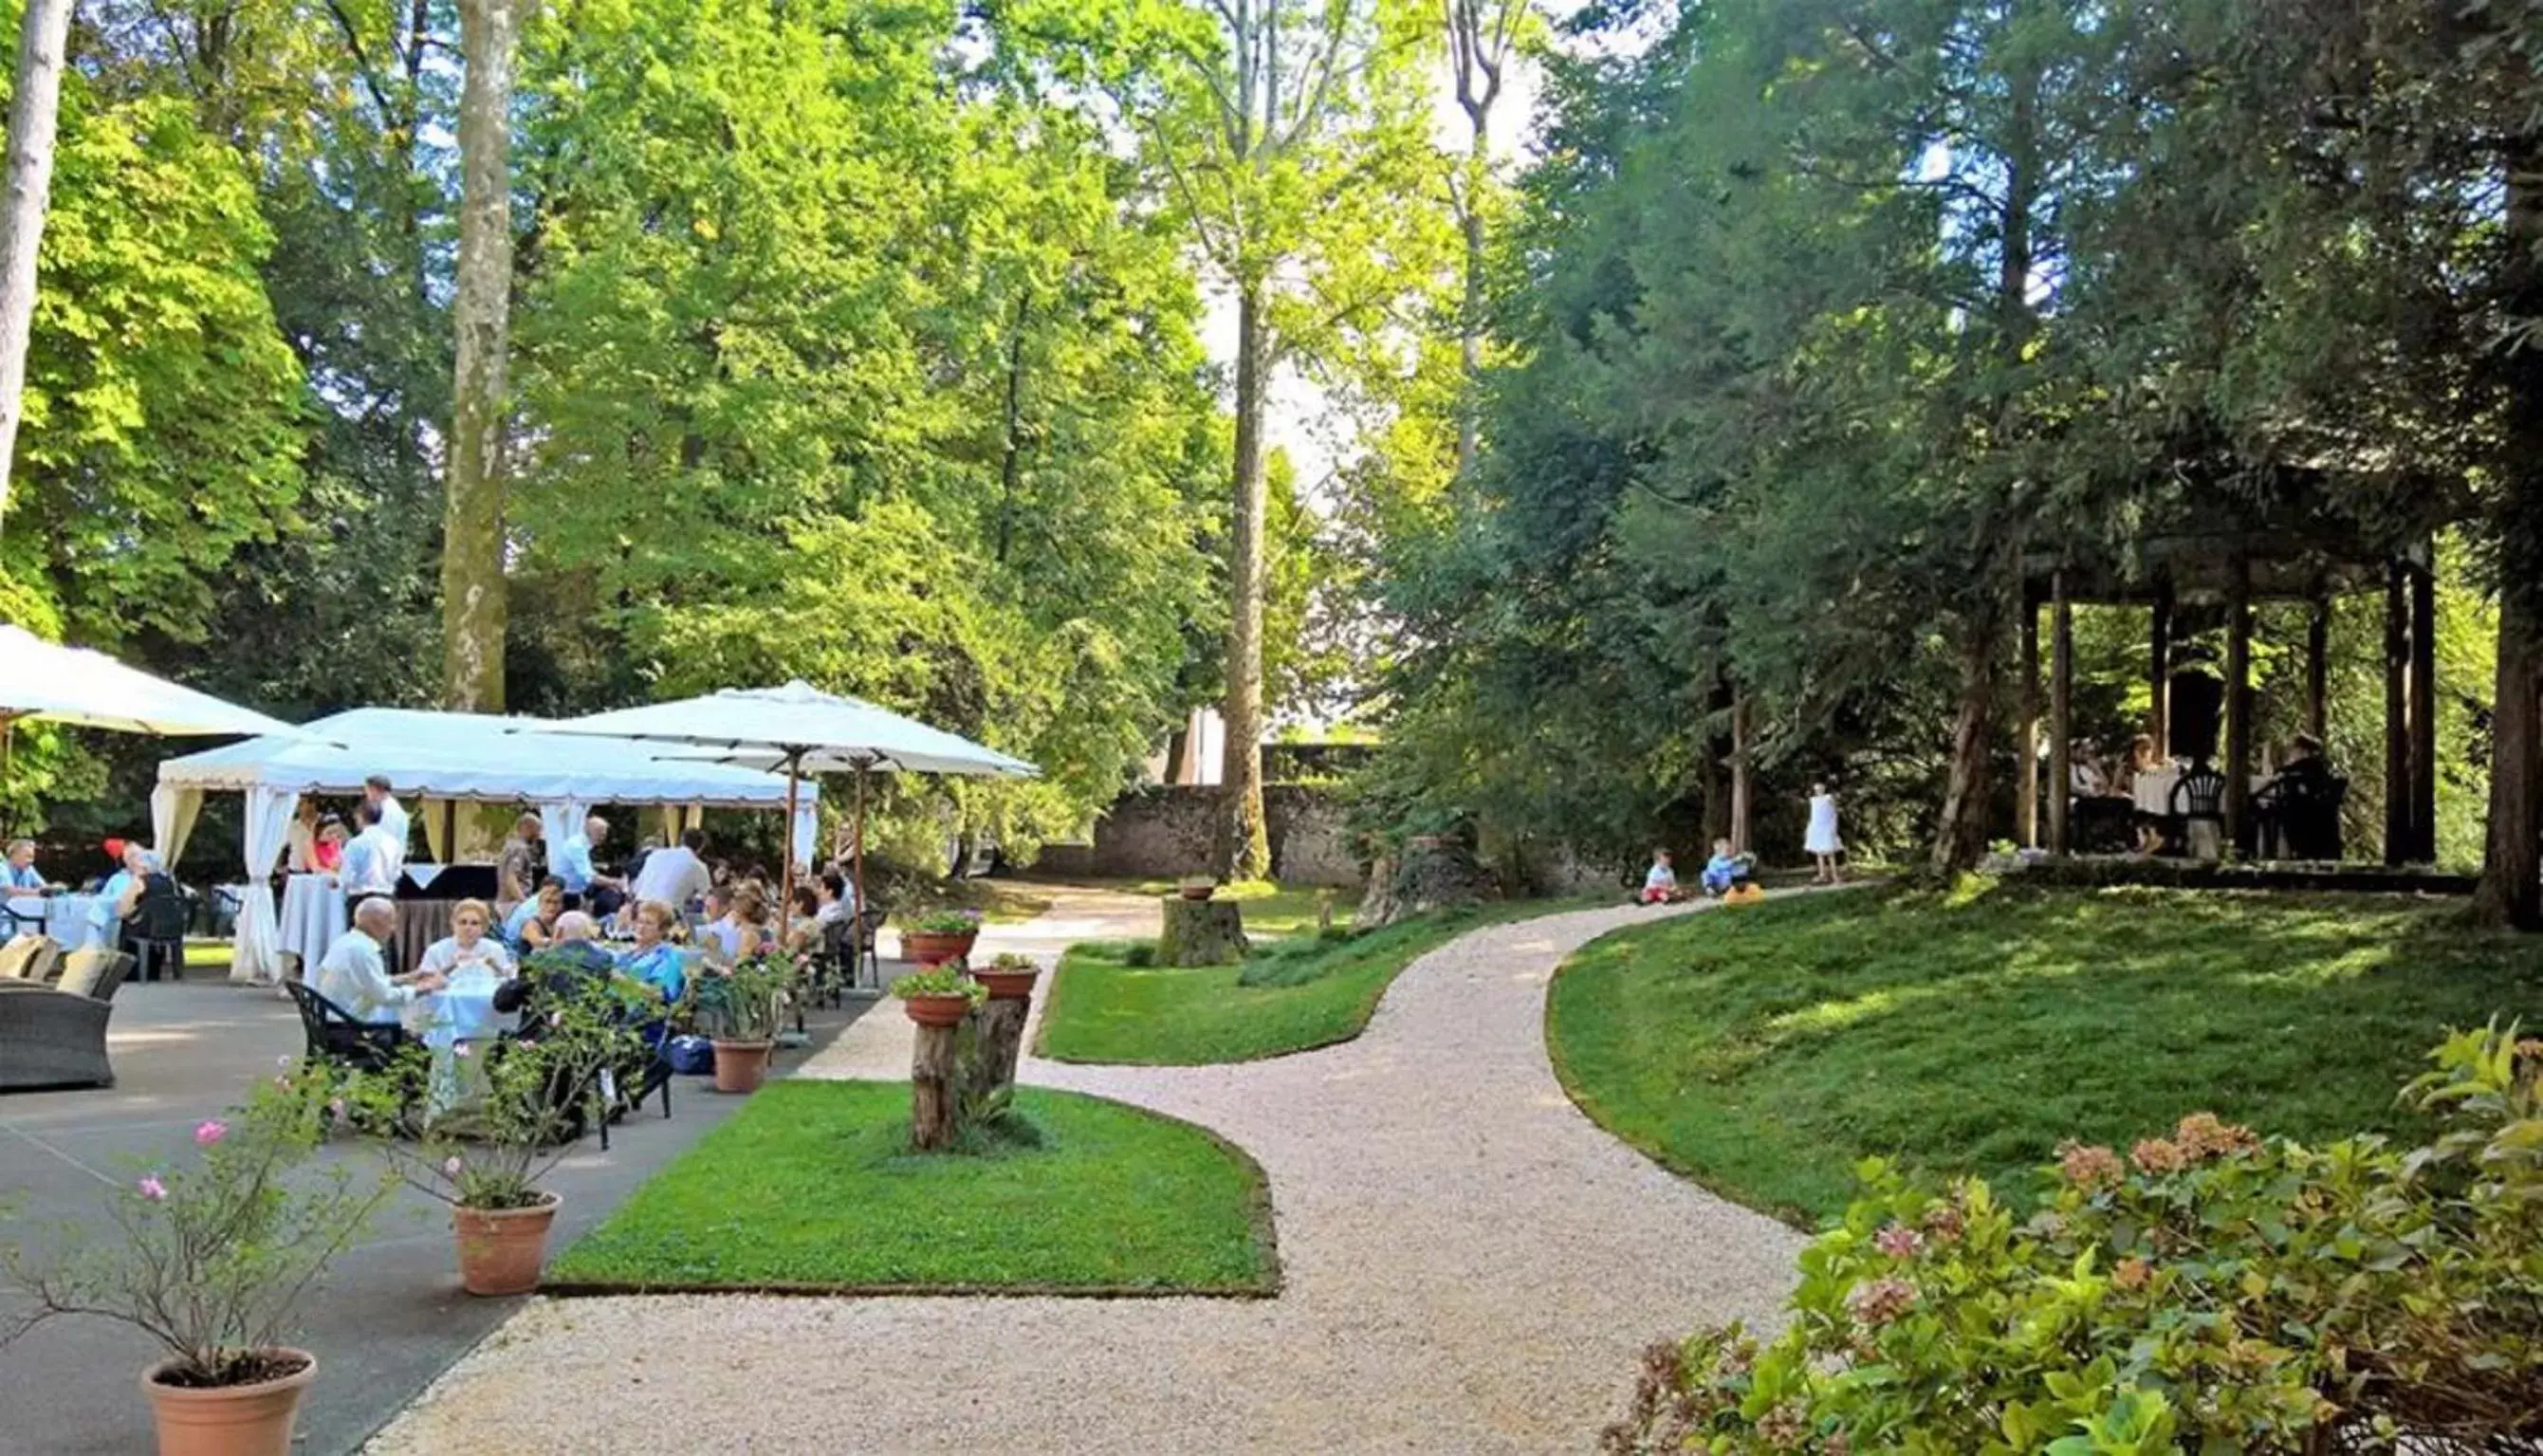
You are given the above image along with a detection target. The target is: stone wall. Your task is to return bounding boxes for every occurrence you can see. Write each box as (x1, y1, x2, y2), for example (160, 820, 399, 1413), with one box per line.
(1029, 784, 1365, 888)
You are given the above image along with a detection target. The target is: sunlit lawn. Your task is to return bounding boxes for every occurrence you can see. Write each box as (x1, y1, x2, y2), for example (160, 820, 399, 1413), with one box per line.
(1061, 877, 1358, 938)
(1547, 882, 2543, 1224)
(548, 1080, 1276, 1293)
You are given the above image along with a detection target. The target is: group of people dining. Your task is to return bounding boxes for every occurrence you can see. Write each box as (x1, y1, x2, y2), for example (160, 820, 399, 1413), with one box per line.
(2066, 730, 2341, 857)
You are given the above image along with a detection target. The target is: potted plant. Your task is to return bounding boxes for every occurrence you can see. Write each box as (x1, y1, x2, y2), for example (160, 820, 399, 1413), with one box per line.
(3, 1068, 396, 1456)
(695, 952, 791, 1094)
(899, 907, 983, 967)
(972, 950, 1041, 1001)
(1176, 874, 1219, 901)
(346, 1010, 617, 1298)
(892, 962, 985, 1027)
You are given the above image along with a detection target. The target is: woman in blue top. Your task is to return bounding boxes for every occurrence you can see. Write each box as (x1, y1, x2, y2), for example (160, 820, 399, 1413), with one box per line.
(617, 899, 688, 1004)
(504, 877, 563, 950)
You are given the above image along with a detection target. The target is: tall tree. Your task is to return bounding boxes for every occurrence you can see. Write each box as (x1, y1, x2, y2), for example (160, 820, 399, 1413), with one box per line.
(441, 0, 515, 711)
(1443, 0, 1528, 477)
(1018, 0, 1443, 875)
(0, 0, 74, 531)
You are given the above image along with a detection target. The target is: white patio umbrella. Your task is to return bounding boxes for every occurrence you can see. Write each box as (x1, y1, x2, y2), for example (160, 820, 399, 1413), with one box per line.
(0, 623, 313, 839)
(547, 680, 1037, 925)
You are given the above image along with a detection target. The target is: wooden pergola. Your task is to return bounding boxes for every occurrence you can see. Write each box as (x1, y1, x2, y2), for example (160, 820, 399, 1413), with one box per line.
(2019, 521, 2441, 865)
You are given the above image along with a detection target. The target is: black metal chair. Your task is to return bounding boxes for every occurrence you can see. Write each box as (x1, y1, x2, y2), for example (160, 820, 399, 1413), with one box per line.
(853, 905, 886, 989)
(284, 980, 412, 1073)
(2267, 772, 2348, 861)
(2168, 764, 2230, 860)
(120, 874, 191, 982)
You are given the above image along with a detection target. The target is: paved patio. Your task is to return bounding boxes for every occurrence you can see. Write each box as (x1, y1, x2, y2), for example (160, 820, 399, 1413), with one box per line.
(0, 971, 873, 1456)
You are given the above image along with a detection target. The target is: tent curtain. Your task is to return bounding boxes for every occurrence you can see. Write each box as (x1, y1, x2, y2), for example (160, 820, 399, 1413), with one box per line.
(149, 783, 203, 867)
(419, 796, 451, 863)
(790, 797, 818, 869)
(230, 785, 297, 985)
(538, 799, 594, 857)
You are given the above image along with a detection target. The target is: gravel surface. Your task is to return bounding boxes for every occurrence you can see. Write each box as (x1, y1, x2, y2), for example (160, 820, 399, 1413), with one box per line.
(365, 896, 1805, 1455)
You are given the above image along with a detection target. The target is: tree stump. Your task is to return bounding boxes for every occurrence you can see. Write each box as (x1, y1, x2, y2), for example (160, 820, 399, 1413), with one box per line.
(1157, 895, 1248, 967)
(966, 996, 1029, 1121)
(910, 1017, 967, 1151)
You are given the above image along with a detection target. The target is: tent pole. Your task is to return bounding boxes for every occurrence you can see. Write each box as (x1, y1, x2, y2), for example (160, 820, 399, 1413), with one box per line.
(779, 748, 804, 942)
(0, 711, 16, 837)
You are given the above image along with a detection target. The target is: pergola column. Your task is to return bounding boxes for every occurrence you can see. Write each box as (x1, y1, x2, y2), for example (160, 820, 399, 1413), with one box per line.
(2018, 595, 2040, 848)
(2048, 570, 2073, 857)
(2224, 553, 2253, 855)
(2409, 556, 2438, 862)
(2149, 575, 2173, 760)
(2305, 593, 2331, 743)
(2386, 561, 2410, 866)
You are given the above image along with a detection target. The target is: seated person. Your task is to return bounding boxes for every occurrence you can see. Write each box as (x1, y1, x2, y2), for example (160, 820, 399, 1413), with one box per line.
(1699, 839, 1753, 897)
(2273, 732, 2336, 791)
(1639, 848, 1679, 905)
(493, 911, 617, 1017)
(617, 899, 690, 1005)
(783, 883, 822, 954)
(5, 838, 47, 892)
(813, 870, 855, 928)
(415, 898, 517, 981)
(92, 842, 159, 938)
(315, 896, 445, 1023)
(503, 877, 565, 951)
(694, 886, 768, 965)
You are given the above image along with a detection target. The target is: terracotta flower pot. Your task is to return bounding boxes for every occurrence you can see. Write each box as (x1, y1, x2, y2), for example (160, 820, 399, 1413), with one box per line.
(710, 1038, 774, 1094)
(142, 1348, 315, 1456)
(451, 1192, 560, 1297)
(901, 931, 977, 968)
(1176, 884, 1215, 901)
(972, 966, 1041, 1001)
(901, 992, 973, 1027)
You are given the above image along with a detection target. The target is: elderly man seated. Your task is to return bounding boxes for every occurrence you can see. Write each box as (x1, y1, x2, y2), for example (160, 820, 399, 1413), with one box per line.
(314, 896, 445, 1023)
(5, 838, 47, 892)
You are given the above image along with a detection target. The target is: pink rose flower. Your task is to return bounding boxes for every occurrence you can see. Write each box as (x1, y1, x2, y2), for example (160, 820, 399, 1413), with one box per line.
(136, 1174, 167, 1201)
(443, 1155, 464, 1178)
(193, 1119, 228, 1148)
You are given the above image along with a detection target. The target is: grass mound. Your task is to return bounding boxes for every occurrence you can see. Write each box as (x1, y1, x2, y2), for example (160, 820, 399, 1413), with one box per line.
(1038, 898, 1591, 1064)
(1547, 881, 2543, 1225)
(546, 1080, 1276, 1294)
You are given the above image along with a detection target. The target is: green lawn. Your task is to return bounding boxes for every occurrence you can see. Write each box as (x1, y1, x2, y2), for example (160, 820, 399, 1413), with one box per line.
(546, 1080, 1277, 1294)
(1053, 877, 1359, 938)
(1037, 898, 1590, 1065)
(1547, 882, 2543, 1226)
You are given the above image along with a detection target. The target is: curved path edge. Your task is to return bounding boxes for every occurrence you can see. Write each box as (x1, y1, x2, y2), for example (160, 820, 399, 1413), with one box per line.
(367, 896, 1806, 1454)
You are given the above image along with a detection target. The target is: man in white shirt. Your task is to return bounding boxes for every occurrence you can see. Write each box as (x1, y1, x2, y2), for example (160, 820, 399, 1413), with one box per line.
(555, 814, 624, 914)
(363, 774, 410, 864)
(338, 802, 402, 895)
(631, 827, 712, 911)
(314, 897, 442, 1023)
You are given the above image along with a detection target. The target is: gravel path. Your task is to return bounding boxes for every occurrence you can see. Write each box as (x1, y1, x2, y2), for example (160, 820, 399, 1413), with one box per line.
(365, 897, 1805, 1455)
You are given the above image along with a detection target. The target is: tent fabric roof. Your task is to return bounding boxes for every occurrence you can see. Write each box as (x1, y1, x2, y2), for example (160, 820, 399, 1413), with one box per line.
(156, 707, 814, 807)
(0, 625, 312, 739)
(549, 680, 1038, 778)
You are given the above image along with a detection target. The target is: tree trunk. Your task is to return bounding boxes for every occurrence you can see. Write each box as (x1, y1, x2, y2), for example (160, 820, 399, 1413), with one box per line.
(439, 0, 518, 712)
(0, 0, 74, 531)
(2475, 584, 2542, 928)
(968, 995, 1028, 1115)
(1701, 671, 1733, 846)
(1456, 156, 1485, 477)
(1222, 280, 1272, 878)
(1930, 606, 2005, 875)
(910, 1018, 963, 1152)
(1158, 894, 1248, 966)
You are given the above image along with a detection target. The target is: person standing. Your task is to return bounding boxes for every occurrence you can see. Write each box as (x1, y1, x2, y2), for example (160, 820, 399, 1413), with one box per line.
(362, 775, 409, 864)
(286, 798, 321, 874)
(496, 812, 544, 905)
(630, 827, 712, 912)
(338, 802, 402, 895)
(1805, 782, 1844, 885)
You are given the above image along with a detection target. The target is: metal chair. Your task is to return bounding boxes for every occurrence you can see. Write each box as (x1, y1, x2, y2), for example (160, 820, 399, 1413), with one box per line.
(121, 874, 190, 982)
(283, 981, 412, 1073)
(853, 906, 886, 990)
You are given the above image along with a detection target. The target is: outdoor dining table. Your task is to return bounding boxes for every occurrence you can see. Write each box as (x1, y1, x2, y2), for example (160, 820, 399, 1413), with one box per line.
(413, 966, 518, 1115)
(277, 872, 348, 970)
(7, 892, 109, 949)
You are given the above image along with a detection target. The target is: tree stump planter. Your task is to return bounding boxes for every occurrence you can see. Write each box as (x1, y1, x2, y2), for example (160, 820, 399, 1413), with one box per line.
(1157, 895, 1248, 967)
(710, 1038, 773, 1094)
(902, 931, 977, 968)
(452, 1193, 560, 1297)
(968, 994, 1029, 1111)
(143, 1348, 316, 1456)
(909, 1013, 969, 1151)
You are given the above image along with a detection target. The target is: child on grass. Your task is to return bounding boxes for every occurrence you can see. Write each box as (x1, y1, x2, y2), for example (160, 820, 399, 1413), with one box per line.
(1700, 838, 1747, 897)
(1640, 848, 1679, 905)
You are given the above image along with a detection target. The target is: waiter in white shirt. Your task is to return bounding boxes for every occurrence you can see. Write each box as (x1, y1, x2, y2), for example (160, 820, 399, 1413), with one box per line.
(630, 827, 713, 911)
(338, 802, 403, 895)
(362, 775, 410, 868)
(314, 897, 443, 1023)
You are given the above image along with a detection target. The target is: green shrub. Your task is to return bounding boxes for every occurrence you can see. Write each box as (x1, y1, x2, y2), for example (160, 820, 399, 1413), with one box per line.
(1604, 1023, 2543, 1455)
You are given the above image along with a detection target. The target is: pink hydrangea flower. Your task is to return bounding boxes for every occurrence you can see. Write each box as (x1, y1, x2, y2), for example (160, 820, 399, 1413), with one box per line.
(193, 1119, 228, 1148)
(1847, 1276, 1917, 1327)
(2057, 1140, 2125, 1189)
(1873, 1223, 1923, 1260)
(136, 1174, 167, 1201)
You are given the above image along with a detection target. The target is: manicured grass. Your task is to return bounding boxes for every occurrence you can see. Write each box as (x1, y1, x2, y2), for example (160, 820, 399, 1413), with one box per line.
(1037, 898, 1590, 1065)
(546, 1080, 1276, 1294)
(1057, 877, 1360, 938)
(1547, 882, 2543, 1226)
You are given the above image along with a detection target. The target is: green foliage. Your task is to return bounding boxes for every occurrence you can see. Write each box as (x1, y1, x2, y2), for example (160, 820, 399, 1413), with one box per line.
(901, 907, 986, 936)
(695, 952, 795, 1042)
(1, 1065, 396, 1385)
(1603, 1025, 2543, 1454)
(546, 1080, 1275, 1292)
(889, 965, 985, 1004)
(1547, 886, 2543, 1221)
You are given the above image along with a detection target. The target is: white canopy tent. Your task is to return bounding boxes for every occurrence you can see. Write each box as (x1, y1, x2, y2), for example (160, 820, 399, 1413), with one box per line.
(547, 681, 1037, 923)
(157, 707, 819, 984)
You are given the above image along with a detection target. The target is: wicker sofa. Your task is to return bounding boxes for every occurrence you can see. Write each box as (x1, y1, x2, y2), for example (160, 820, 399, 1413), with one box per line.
(0, 948, 129, 1091)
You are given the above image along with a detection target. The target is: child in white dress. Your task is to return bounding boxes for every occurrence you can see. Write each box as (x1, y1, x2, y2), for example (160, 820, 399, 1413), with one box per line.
(1805, 782, 1844, 884)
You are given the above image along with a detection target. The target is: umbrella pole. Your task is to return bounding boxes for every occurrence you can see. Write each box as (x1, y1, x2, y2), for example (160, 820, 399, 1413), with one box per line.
(780, 749, 804, 943)
(853, 762, 868, 931)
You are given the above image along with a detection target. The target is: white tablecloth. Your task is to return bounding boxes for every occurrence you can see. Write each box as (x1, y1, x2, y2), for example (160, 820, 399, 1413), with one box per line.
(278, 875, 348, 968)
(9, 893, 110, 949)
(2130, 766, 2182, 816)
(415, 969, 517, 1114)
